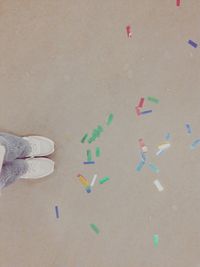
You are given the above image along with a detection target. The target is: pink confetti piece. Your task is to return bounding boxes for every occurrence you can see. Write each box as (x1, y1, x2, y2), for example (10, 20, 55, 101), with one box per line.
(176, 0, 180, 6)
(135, 106, 140, 116)
(126, 25, 132, 38)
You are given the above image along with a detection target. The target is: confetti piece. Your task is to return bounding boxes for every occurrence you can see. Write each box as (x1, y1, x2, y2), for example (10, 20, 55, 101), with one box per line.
(90, 224, 100, 234)
(91, 174, 97, 187)
(188, 40, 198, 48)
(99, 176, 110, 184)
(83, 161, 95, 164)
(148, 163, 159, 173)
(141, 151, 147, 162)
(87, 150, 92, 162)
(153, 179, 164, 192)
(185, 123, 192, 134)
(138, 97, 145, 108)
(77, 174, 90, 188)
(140, 110, 153, 115)
(135, 106, 141, 116)
(176, 0, 180, 6)
(165, 132, 171, 141)
(156, 149, 165, 156)
(96, 147, 100, 157)
(147, 96, 159, 104)
(88, 125, 104, 144)
(158, 143, 171, 150)
(153, 234, 159, 247)
(85, 186, 92, 193)
(135, 160, 145, 172)
(126, 25, 132, 38)
(55, 206, 59, 219)
(81, 133, 88, 143)
(190, 139, 200, 149)
(106, 113, 114, 126)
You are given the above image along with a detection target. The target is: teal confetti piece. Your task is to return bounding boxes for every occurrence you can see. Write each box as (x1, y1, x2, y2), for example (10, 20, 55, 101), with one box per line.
(90, 224, 100, 234)
(135, 161, 145, 172)
(99, 176, 110, 184)
(87, 150, 92, 162)
(153, 234, 159, 247)
(96, 147, 100, 157)
(106, 113, 114, 126)
(147, 96, 159, 104)
(81, 133, 88, 143)
(148, 163, 159, 173)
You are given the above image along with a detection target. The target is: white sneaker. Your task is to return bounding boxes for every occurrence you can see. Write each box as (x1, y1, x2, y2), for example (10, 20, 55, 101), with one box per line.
(23, 136, 55, 157)
(19, 158, 55, 179)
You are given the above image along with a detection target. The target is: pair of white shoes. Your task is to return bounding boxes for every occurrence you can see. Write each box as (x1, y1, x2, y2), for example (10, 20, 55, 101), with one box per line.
(19, 136, 55, 179)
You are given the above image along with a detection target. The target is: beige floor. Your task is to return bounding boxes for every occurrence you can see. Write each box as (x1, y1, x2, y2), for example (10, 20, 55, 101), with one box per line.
(0, 0, 200, 266)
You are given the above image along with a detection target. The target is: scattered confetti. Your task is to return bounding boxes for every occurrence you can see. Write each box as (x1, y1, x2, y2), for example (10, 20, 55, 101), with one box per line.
(147, 96, 159, 104)
(96, 147, 100, 157)
(83, 161, 95, 164)
(91, 174, 97, 187)
(99, 176, 110, 184)
(90, 224, 100, 234)
(140, 110, 153, 115)
(106, 113, 114, 126)
(135, 160, 145, 172)
(81, 133, 88, 143)
(188, 39, 198, 48)
(185, 123, 192, 134)
(190, 139, 200, 149)
(153, 179, 164, 192)
(126, 25, 132, 38)
(148, 163, 159, 173)
(153, 234, 159, 247)
(55, 206, 59, 219)
(138, 97, 145, 108)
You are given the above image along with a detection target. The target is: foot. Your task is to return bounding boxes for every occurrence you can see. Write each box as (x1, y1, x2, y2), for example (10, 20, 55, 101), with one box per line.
(22, 136, 55, 157)
(19, 158, 55, 179)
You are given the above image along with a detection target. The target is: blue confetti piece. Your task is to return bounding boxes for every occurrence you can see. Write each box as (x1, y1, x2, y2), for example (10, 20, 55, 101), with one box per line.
(165, 132, 171, 141)
(55, 206, 59, 219)
(191, 139, 200, 149)
(140, 110, 153, 115)
(188, 40, 198, 48)
(148, 163, 159, 173)
(185, 123, 192, 134)
(83, 161, 95, 164)
(135, 160, 145, 172)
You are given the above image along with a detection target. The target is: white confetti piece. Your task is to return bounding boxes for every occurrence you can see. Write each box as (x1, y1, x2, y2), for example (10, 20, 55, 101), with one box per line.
(153, 179, 164, 192)
(90, 174, 97, 187)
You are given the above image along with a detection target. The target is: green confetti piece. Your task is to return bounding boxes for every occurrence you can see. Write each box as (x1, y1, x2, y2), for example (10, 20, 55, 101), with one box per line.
(99, 176, 110, 184)
(147, 96, 159, 104)
(90, 224, 100, 234)
(106, 113, 114, 126)
(96, 147, 100, 157)
(87, 150, 92, 162)
(153, 234, 159, 247)
(81, 133, 88, 143)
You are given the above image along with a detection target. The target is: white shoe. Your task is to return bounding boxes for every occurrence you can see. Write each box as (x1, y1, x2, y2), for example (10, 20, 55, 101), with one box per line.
(23, 136, 55, 157)
(19, 158, 55, 179)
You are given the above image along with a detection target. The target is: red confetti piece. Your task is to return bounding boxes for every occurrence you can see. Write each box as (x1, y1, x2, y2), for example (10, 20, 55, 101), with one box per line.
(176, 0, 180, 6)
(138, 97, 145, 108)
(126, 25, 132, 38)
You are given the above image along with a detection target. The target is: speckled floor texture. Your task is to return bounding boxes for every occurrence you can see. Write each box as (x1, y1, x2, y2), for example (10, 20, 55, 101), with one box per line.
(0, 1, 200, 266)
